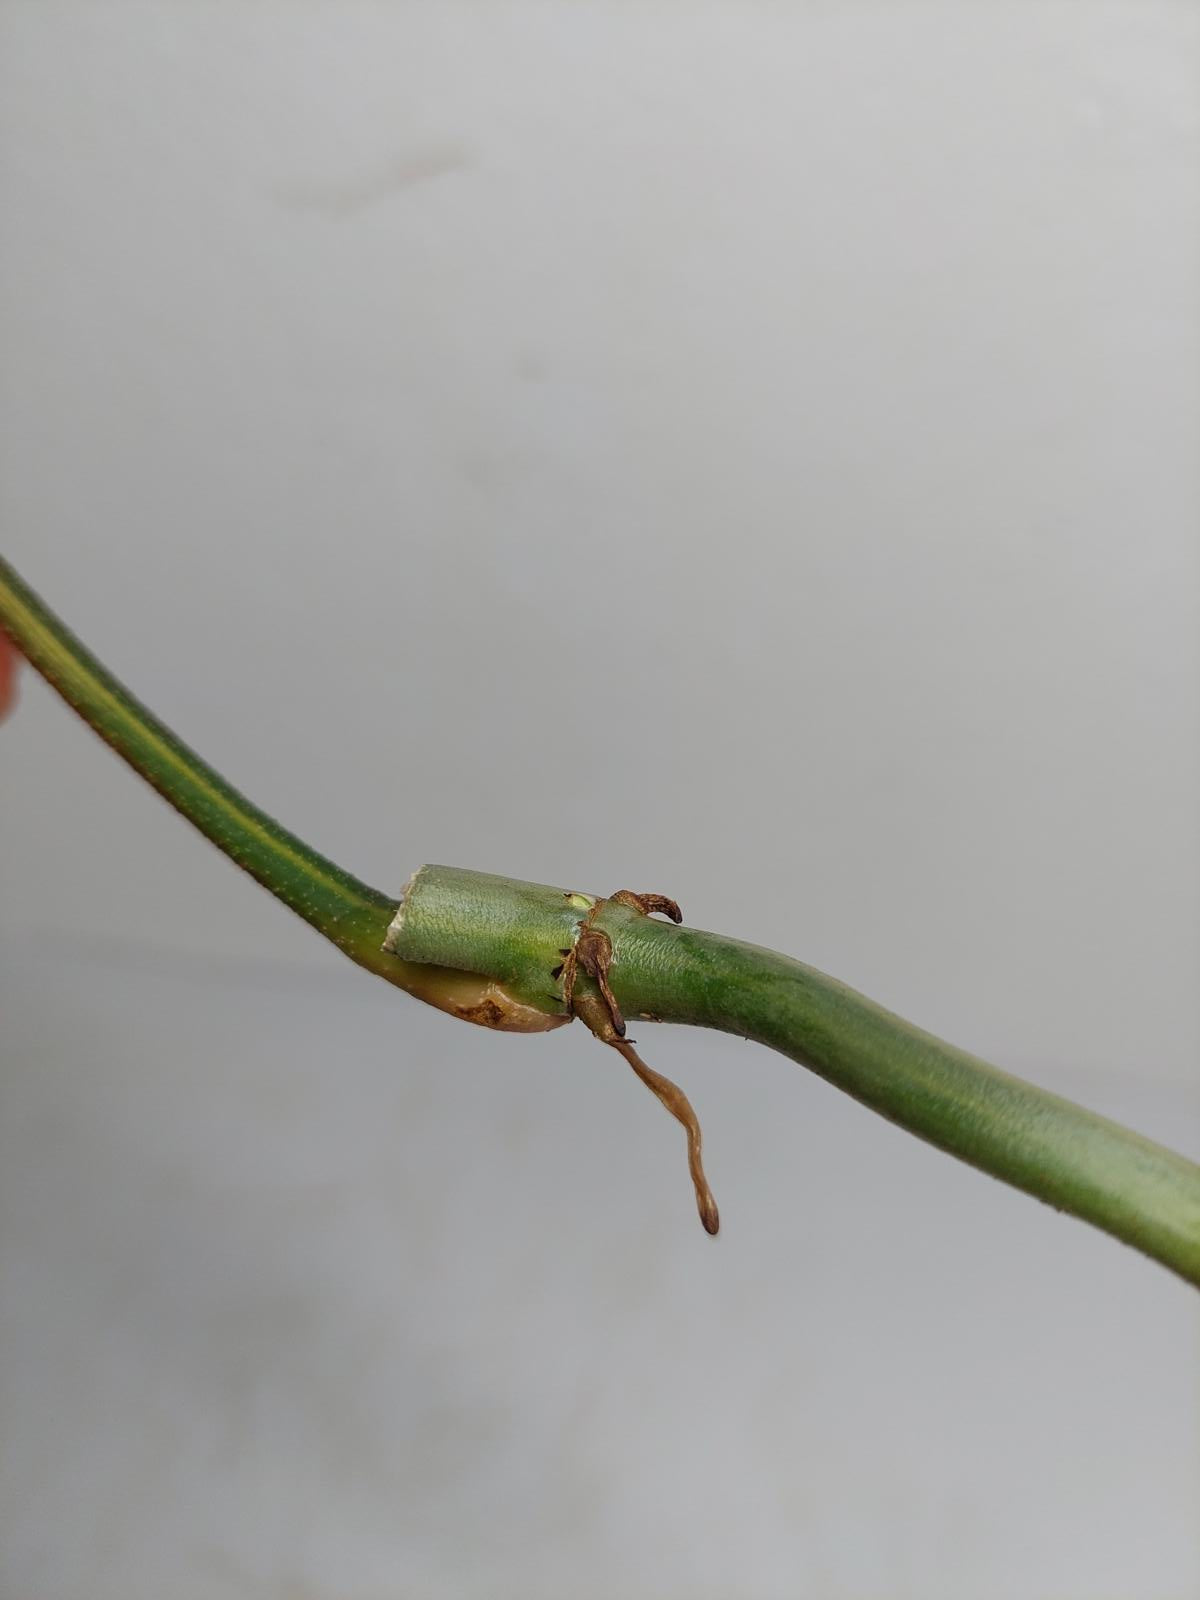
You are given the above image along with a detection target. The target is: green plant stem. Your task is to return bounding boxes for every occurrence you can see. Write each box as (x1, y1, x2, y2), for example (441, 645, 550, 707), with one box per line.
(4, 553, 1199, 1285)
(0, 554, 401, 980)
(394, 866, 1200, 1284)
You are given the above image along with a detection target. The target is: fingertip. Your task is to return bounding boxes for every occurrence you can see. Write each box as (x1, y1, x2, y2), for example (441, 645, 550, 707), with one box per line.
(0, 635, 19, 721)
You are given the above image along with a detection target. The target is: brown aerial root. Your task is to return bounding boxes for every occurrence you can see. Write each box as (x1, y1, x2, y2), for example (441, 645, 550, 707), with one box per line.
(609, 889, 683, 924)
(555, 888, 718, 1234)
(573, 990, 720, 1236)
(553, 888, 685, 1038)
(554, 916, 628, 1034)
(616, 1035, 720, 1235)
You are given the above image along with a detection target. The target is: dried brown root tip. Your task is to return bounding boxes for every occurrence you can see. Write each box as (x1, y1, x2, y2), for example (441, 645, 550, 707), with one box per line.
(572, 994, 718, 1232)
(612, 1035, 719, 1238)
(601, 987, 626, 1037)
(644, 893, 683, 924)
(610, 889, 683, 923)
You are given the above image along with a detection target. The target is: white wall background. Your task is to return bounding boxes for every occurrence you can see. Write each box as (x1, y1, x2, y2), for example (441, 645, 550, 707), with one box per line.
(1, 4, 1198, 1597)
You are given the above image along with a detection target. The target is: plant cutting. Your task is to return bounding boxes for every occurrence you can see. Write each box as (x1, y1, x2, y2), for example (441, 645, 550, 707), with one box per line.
(3, 551, 1198, 1284)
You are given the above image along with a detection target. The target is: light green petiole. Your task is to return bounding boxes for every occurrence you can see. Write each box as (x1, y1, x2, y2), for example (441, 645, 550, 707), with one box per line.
(3, 552, 1198, 1285)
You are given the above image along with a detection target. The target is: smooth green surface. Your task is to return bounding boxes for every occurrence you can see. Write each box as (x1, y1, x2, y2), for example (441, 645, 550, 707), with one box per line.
(385, 864, 584, 1013)
(4, 552, 1199, 1286)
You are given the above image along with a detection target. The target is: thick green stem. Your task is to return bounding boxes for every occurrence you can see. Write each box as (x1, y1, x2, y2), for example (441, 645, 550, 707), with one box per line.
(390, 867, 1200, 1285)
(4, 554, 1199, 1285)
